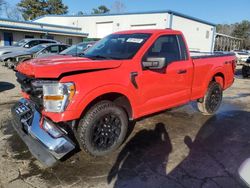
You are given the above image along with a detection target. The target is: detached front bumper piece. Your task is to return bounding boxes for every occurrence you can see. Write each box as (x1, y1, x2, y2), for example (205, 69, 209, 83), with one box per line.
(11, 98, 75, 167)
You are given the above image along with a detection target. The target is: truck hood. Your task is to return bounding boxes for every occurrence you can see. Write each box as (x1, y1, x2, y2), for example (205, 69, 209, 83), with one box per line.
(16, 55, 122, 79)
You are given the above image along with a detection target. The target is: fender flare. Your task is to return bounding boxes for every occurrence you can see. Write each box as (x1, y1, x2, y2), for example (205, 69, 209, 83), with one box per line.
(75, 84, 137, 118)
(204, 67, 226, 93)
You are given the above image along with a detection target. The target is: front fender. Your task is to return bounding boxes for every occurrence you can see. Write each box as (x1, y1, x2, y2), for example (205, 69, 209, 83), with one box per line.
(74, 84, 138, 119)
(42, 84, 138, 123)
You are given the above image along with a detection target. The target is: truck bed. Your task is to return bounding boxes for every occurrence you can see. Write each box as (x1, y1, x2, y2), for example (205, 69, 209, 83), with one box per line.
(190, 51, 235, 59)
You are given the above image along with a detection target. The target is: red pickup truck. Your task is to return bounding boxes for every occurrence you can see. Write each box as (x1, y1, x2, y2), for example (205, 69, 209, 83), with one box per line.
(12, 29, 235, 166)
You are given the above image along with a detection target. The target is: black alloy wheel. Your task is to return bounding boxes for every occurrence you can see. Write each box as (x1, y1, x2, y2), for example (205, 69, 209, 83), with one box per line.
(197, 81, 223, 115)
(91, 114, 122, 151)
(77, 101, 128, 156)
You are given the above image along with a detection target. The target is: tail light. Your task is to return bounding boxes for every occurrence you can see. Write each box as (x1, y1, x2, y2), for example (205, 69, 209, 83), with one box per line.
(232, 60, 236, 73)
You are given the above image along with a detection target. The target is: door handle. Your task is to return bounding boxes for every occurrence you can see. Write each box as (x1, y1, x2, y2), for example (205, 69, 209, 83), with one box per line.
(177, 69, 187, 74)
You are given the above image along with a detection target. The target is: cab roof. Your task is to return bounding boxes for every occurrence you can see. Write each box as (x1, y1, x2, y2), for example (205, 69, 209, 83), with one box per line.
(114, 29, 183, 35)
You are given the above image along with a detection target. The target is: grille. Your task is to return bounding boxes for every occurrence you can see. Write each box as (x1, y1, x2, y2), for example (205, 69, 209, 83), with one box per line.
(15, 102, 34, 134)
(16, 72, 43, 109)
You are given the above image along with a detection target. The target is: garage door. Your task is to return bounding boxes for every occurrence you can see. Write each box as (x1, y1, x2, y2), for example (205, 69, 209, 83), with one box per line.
(131, 24, 157, 30)
(96, 22, 113, 38)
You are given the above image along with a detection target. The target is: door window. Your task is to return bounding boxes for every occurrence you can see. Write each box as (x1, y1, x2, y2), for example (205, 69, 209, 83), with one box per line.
(177, 35, 188, 60)
(47, 45, 59, 53)
(59, 45, 68, 52)
(27, 40, 39, 48)
(145, 35, 181, 63)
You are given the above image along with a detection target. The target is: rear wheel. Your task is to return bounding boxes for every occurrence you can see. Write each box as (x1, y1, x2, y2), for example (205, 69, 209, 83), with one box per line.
(197, 81, 223, 115)
(76, 101, 128, 156)
(242, 66, 249, 78)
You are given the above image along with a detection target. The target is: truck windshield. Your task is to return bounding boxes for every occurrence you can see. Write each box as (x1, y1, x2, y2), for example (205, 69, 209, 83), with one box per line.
(84, 33, 151, 60)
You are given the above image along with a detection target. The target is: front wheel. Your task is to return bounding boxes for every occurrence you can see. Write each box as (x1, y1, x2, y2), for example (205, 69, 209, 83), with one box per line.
(197, 81, 223, 115)
(76, 101, 128, 156)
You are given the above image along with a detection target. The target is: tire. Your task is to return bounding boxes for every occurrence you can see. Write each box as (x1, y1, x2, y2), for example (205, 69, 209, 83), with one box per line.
(242, 66, 249, 78)
(4, 61, 8, 67)
(7, 59, 13, 69)
(7, 63, 13, 69)
(197, 81, 223, 115)
(76, 101, 128, 156)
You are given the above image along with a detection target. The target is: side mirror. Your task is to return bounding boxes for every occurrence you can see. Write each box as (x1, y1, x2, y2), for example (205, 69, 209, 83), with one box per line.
(142, 57, 167, 70)
(24, 44, 29, 48)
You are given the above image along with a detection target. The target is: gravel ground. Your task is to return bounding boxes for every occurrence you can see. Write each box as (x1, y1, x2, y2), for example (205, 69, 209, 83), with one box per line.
(0, 65, 249, 188)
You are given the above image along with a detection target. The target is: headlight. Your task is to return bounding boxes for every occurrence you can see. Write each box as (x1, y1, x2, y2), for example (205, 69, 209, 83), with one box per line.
(16, 55, 32, 62)
(43, 82, 75, 113)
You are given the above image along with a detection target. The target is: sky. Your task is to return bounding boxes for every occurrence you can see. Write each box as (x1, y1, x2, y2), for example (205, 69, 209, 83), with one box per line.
(8, 0, 250, 24)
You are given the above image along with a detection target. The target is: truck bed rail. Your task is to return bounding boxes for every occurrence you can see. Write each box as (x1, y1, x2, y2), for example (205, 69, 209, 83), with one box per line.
(191, 51, 235, 59)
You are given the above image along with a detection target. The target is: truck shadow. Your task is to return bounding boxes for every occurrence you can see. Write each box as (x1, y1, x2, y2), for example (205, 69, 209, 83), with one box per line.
(0, 81, 15, 92)
(224, 93, 250, 100)
(2, 110, 250, 187)
(107, 123, 172, 187)
(107, 110, 250, 188)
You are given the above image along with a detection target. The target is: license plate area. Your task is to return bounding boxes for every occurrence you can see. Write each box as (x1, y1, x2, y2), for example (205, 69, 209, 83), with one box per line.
(15, 104, 30, 116)
(15, 103, 34, 133)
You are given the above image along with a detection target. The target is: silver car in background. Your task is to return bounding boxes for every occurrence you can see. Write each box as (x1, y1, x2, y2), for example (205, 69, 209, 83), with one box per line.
(0, 38, 58, 56)
(1, 43, 69, 69)
(60, 41, 96, 56)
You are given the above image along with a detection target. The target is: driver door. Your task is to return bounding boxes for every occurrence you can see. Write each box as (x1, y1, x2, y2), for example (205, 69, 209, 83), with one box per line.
(137, 34, 193, 115)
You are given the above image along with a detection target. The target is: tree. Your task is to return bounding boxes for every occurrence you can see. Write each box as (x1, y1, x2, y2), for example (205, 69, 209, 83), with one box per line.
(216, 24, 235, 36)
(18, 0, 47, 20)
(5, 5, 23, 20)
(216, 21, 250, 49)
(0, 0, 23, 20)
(112, 0, 125, 13)
(47, 0, 68, 15)
(232, 20, 250, 38)
(77, 11, 85, 16)
(232, 20, 250, 49)
(92, 5, 110, 14)
(18, 0, 68, 20)
(0, 0, 5, 7)
(0, 0, 6, 12)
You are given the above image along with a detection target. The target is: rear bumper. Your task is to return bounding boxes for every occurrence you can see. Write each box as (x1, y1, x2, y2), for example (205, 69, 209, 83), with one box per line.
(11, 98, 75, 167)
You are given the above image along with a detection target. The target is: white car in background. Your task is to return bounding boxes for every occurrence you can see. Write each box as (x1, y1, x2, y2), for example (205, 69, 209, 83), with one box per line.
(239, 158, 250, 187)
(233, 50, 250, 63)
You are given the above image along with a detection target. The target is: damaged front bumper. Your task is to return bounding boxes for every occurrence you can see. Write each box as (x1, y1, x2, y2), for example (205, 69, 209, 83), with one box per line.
(11, 98, 75, 167)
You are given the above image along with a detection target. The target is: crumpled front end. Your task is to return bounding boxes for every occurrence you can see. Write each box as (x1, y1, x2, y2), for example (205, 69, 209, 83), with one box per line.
(11, 98, 75, 167)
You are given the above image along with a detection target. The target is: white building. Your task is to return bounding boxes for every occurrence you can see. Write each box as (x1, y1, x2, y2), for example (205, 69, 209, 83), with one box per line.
(0, 18, 88, 46)
(34, 10, 216, 52)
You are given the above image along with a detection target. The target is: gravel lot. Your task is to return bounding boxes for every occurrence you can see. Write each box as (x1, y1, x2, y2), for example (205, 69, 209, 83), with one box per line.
(0, 65, 249, 188)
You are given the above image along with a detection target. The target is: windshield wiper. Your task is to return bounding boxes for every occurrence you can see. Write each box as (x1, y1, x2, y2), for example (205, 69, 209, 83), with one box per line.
(77, 52, 85, 57)
(85, 55, 113, 60)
